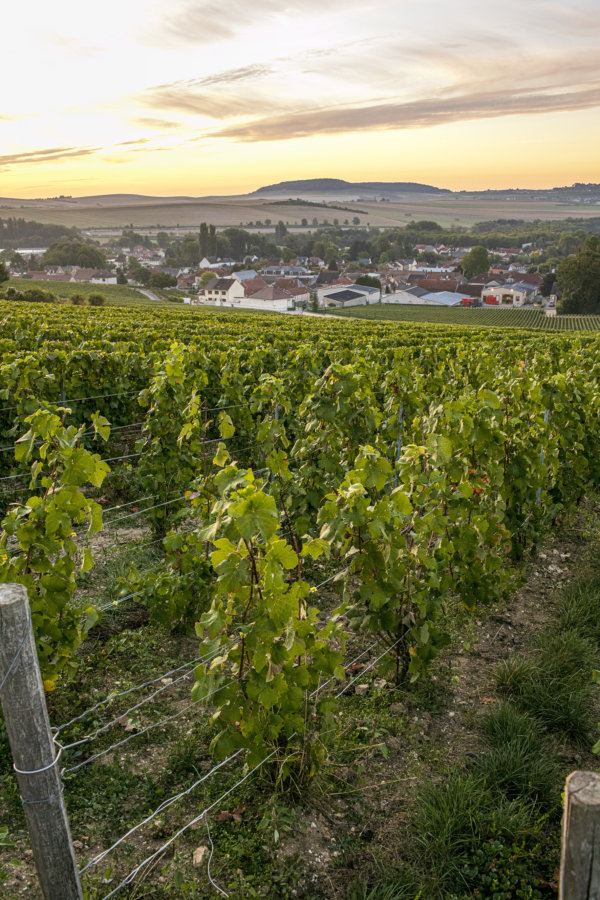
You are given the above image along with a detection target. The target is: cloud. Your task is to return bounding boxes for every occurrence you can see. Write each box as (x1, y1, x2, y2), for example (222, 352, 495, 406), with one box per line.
(133, 116, 184, 130)
(152, 0, 355, 45)
(195, 63, 273, 88)
(212, 83, 600, 142)
(117, 138, 151, 146)
(540, 2, 600, 36)
(0, 146, 100, 170)
(137, 65, 289, 120)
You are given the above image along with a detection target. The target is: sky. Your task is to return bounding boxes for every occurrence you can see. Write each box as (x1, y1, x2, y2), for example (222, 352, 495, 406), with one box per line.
(1, 0, 599, 197)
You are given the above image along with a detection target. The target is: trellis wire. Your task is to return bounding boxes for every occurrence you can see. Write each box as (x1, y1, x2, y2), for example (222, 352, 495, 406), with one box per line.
(0, 388, 141, 415)
(99, 749, 273, 897)
(53, 651, 218, 736)
(61, 680, 236, 776)
(96, 640, 399, 898)
(80, 749, 244, 876)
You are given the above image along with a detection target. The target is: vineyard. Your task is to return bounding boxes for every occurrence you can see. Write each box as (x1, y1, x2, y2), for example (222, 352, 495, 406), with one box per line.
(330, 304, 600, 330)
(1, 300, 600, 898)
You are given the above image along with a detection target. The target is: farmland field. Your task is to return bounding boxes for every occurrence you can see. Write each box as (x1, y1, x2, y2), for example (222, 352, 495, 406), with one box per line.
(1, 300, 600, 898)
(330, 303, 600, 330)
(2, 191, 600, 230)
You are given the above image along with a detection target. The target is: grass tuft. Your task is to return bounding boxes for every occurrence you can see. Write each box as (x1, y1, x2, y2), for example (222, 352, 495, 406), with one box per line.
(494, 629, 597, 741)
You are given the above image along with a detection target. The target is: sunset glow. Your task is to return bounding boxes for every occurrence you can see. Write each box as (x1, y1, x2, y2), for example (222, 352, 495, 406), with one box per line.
(2, 0, 599, 197)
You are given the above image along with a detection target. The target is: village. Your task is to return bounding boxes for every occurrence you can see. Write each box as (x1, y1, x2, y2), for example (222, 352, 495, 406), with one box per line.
(4, 233, 559, 315)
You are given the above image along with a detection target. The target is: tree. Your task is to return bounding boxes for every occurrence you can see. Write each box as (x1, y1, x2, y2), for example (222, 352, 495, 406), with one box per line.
(199, 270, 217, 288)
(88, 293, 105, 306)
(199, 223, 209, 258)
(540, 272, 555, 297)
(557, 237, 600, 314)
(71, 293, 85, 306)
(461, 245, 490, 280)
(301, 218, 308, 227)
(356, 275, 382, 291)
(149, 272, 177, 289)
(0, 260, 8, 285)
(127, 256, 151, 286)
(275, 221, 288, 243)
(352, 217, 360, 226)
(416, 250, 440, 265)
(43, 240, 108, 268)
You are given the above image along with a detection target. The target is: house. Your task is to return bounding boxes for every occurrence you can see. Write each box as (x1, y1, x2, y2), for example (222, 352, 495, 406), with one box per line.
(315, 270, 343, 287)
(244, 286, 295, 312)
(193, 277, 244, 305)
(232, 269, 260, 282)
(272, 279, 310, 306)
(407, 261, 454, 273)
(199, 256, 221, 269)
(241, 277, 269, 296)
(177, 273, 197, 291)
(482, 284, 536, 307)
(420, 291, 467, 307)
(261, 264, 309, 277)
(70, 268, 117, 285)
(319, 284, 380, 308)
(410, 275, 466, 293)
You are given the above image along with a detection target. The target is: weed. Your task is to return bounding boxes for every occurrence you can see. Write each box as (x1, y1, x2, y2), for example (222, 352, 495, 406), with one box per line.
(495, 630, 598, 741)
(412, 773, 549, 897)
(554, 578, 600, 643)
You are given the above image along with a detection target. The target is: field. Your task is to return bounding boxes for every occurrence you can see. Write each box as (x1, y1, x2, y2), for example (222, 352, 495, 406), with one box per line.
(1, 301, 599, 898)
(2, 191, 600, 230)
(329, 303, 600, 330)
(6, 278, 165, 307)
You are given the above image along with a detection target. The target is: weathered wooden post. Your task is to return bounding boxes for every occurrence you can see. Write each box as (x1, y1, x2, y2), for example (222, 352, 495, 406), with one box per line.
(0, 583, 83, 900)
(560, 770, 600, 899)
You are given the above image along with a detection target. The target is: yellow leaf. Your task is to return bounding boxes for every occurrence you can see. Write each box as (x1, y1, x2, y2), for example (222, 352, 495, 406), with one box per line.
(43, 680, 56, 692)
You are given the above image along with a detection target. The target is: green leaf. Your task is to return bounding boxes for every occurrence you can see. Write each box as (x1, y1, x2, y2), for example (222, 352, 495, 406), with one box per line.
(231, 490, 278, 541)
(300, 537, 330, 561)
(81, 547, 93, 574)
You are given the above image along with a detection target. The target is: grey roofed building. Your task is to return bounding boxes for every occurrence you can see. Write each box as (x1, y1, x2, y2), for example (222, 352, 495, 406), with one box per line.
(354, 284, 379, 295)
(420, 290, 466, 306)
(232, 269, 259, 281)
(405, 285, 429, 298)
(506, 281, 538, 295)
(322, 288, 365, 303)
(205, 277, 236, 290)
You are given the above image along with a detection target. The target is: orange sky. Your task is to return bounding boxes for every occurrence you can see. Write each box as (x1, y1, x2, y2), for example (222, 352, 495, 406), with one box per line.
(1, 1, 599, 197)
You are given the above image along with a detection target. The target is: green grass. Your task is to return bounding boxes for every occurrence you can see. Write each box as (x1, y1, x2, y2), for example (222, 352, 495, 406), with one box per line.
(327, 304, 600, 331)
(554, 577, 600, 642)
(6, 278, 162, 307)
(495, 630, 598, 741)
(475, 705, 561, 805)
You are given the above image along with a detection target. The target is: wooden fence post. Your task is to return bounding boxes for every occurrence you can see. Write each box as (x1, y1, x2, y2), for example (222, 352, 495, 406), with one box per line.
(560, 770, 600, 899)
(0, 583, 83, 900)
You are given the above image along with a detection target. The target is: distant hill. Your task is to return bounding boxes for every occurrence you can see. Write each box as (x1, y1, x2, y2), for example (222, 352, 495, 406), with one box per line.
(252, 179, 450, 197)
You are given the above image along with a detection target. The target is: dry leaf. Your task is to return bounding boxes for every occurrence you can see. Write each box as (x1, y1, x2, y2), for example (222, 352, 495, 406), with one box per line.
(118, 715, 137, 732)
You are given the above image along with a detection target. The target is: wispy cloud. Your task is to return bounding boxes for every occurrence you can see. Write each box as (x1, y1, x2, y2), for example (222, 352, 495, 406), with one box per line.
(133, 116, 184, 130)
(0, 146, 100, 170)
(137, 65, 287, 119)
(117, 138, 151, 146)
(212, 83, 600, 142)
(151, 0, 357, 45)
